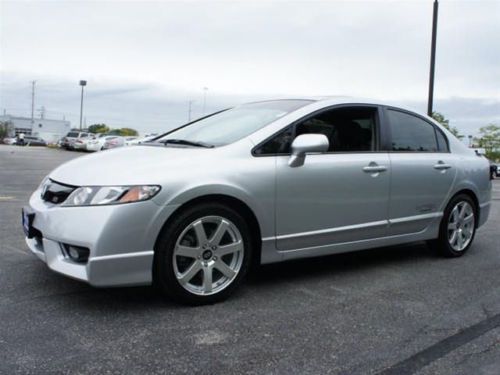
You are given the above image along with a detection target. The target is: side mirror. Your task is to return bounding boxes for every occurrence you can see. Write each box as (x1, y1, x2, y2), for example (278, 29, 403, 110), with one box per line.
(288, 134, 329, 167)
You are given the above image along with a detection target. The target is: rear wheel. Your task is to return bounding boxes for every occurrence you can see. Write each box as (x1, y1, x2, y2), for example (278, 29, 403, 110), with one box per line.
(154, 203, 253, 305)
(428, 194, 477, 257)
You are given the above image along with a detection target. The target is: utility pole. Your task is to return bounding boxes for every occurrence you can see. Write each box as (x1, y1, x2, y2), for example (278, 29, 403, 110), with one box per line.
(79, 80, 87, 131)
(31, 81, 36, 124)
(427, 0, 439, 117)
(38, 106, 46, 119)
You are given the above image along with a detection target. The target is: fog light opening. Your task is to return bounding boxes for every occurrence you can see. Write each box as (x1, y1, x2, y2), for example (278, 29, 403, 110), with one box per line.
(62, 244, 90, 263)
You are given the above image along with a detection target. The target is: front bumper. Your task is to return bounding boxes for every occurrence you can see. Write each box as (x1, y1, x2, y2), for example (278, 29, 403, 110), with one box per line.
(72, 143, 87, 150)
(25, 188, 178, 287)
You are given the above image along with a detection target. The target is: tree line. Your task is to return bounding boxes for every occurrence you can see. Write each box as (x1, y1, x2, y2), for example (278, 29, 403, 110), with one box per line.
(83, 124, 139, 137)
(432, 112, 499, 161)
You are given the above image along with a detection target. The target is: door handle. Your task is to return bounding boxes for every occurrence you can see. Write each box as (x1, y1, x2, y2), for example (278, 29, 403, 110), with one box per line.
(363, 164, 387, 173)
(434, 161, 451, 170)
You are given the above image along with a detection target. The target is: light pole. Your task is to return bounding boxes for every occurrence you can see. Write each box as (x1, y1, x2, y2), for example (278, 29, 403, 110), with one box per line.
(31, 81, 36, 125)
(427, 0, 439, 117)
(202, 87, 208, 115)
(79, 80, 87, 130)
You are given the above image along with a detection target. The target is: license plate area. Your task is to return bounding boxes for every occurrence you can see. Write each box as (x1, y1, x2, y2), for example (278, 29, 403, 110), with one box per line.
(22, 207, 37, 239)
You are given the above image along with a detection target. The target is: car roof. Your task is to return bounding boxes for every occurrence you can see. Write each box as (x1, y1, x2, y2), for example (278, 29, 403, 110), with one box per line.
(250, 96, 424, 115)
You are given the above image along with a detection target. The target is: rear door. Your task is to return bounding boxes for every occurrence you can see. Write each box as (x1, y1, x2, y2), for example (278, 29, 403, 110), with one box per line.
(384, 108, 457, 235)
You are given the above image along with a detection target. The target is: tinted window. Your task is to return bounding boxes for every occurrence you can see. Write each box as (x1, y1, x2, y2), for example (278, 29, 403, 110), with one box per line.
(435, 128, 449, 152)
(255, 107, 377, 155)
(296, 107, 376, 152)
(67, 132, 79, 137)
(254, 127, 293, 155)
(388, 110, 438, 152)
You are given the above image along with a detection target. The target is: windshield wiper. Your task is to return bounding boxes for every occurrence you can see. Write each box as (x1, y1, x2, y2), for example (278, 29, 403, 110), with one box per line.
(160, 139, 214, 148)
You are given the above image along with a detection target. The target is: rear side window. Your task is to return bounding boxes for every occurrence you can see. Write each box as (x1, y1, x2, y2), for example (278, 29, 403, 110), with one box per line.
(435, 128, 449, 152)
(387, 110, 441, 152)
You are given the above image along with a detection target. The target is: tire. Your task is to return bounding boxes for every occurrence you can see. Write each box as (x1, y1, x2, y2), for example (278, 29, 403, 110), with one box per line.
(154, 202, 254, 305)
(428, 194, 477, 257)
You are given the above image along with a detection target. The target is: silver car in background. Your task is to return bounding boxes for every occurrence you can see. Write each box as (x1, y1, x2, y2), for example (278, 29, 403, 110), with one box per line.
(102, 136, 125, 150)
(61, 131, 90, 150)
(23, 98, 492, 305)
(86, 135, 117, 152)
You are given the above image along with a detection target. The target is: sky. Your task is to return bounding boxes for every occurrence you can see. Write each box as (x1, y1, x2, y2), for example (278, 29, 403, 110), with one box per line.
(0, 0, 499, 136)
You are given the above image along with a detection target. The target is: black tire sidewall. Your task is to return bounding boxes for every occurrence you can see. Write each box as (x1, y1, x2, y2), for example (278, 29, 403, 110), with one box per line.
(437, 194, 477, 257)
(154, 203, 253, 305)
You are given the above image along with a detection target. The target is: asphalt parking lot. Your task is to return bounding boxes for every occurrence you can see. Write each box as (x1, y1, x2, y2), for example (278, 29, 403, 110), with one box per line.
(1, 145, 499, 374)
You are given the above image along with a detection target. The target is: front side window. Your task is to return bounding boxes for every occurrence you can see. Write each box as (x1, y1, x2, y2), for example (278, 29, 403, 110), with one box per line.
(159, 100, 313, 147)
(254, 106, 377, 155)
(388, 110, 441, 152)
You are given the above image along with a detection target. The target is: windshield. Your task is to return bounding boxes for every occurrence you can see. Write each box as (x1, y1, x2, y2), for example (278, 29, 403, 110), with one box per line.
(159, 100, 313, 147)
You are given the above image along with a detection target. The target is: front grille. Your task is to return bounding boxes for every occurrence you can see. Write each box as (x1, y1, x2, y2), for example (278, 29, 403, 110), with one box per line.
(41, 179, 77, 204)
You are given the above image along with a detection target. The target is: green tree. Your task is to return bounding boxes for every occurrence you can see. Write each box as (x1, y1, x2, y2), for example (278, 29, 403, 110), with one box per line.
(0, 121, 14, 138)
(88, 124, 110, 134)
(477, 124, 500, 158)
(432, 112, 463, 139)
(108, 128, 139, 136)
(118, 128, 139, 136)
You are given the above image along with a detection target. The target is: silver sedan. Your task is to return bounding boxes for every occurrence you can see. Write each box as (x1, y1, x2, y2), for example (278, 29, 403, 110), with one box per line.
(23, 98, 492, 304)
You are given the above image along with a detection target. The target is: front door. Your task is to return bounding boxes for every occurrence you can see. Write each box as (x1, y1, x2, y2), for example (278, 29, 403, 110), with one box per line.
(274, 106, 391, 251)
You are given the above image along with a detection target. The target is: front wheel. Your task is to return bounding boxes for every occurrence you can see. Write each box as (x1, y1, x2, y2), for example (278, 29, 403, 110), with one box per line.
(428, 194, 477, 257)
(154, 203, 253, 305)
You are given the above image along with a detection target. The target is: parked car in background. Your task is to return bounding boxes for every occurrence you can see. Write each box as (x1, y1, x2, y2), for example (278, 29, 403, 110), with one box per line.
(23, 98, 492, 305)
(2, 137, 17, 145)
(86, 135, 116, 152)
(72, 134, 97, 151)
(61, 131, 90, 150)
(102, 136, 125, 150)
(489, 160, 498, 178)
(124, 136, 138, 146)
(21, 136, 47, 146)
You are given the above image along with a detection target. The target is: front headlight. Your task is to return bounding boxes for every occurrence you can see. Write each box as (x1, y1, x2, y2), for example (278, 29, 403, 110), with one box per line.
(38, 176, 50, 191)
(61, 185, 161, 207)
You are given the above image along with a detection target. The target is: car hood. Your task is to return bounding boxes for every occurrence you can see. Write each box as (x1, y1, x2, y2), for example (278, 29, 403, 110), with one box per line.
(49, 145, 219, 186)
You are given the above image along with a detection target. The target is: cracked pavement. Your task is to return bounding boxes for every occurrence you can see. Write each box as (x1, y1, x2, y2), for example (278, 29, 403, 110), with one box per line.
(1, 145, 500, 374)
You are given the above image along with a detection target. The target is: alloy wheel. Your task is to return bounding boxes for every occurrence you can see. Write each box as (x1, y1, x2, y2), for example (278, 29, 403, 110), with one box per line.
(447, 201, 475, 252)
(172, 215, 244, 296)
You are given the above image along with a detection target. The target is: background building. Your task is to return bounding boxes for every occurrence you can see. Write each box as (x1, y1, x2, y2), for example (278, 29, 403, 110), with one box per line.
(0, 114, 71, 143)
